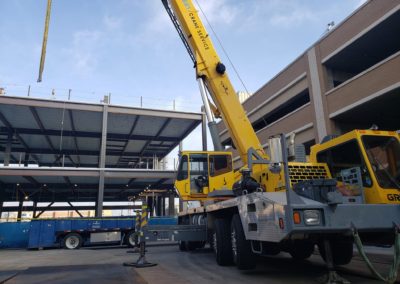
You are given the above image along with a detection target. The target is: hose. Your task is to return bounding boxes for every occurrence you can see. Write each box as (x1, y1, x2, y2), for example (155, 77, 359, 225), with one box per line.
(353, 227, 400, 284)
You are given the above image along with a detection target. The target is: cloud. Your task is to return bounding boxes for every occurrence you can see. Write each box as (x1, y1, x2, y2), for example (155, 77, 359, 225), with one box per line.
(103, 15, 122, 30)
(196, 0, 238, 25)
(64, 29, 103, 75)
(269, 8, 314, 27)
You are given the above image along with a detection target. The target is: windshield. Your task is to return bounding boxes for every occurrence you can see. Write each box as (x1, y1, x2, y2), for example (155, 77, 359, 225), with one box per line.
(362, 135, 400, 189)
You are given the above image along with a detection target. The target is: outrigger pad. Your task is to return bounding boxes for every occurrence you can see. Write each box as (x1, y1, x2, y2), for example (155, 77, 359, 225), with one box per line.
(126, 248, 147, 253)
(318, 271, 350, 284)
(123, 258, 157, 268)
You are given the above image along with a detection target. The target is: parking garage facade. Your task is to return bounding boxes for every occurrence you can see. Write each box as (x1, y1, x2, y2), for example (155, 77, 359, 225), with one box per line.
(217, 0, 400, 169)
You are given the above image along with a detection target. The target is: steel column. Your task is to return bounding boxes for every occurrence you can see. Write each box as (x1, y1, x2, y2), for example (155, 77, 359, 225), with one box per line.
(168, 193, 175, 216)
(0, 201, 3, 219)
(147, 197, 154, 217)
(24, 152, 30, 167)
(162, 197, 166, 216)
(96, 104, 108, 217)
(17, 200, 23, 222)
(4, 132, 12, 166)
(32, 201, 37, 218)
(156, 196, 162, 216)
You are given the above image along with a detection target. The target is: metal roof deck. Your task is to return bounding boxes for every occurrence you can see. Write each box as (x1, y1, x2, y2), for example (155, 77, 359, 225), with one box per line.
(0, 95, 201, 168)
(0, 95, 203, 205)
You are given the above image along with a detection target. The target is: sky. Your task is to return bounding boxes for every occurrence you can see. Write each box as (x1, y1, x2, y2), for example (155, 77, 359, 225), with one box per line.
(0, 0, 367, 164)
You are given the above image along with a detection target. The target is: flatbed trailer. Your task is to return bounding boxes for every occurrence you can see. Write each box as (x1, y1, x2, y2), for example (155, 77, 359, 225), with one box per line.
(27, 216, 177, 250)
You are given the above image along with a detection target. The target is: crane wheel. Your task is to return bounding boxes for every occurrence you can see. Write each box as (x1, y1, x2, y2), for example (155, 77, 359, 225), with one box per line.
(231, 214, 256, 270)
(213, 218, 233, 266)
(179, 241, 187, 251)
(289, 240, 314, 260)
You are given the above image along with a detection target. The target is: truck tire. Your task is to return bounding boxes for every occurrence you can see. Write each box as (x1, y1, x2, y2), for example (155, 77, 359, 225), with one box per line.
(231, 214, 256, 270)
(179, 241, 187, 251)
(213, 218, 233, 266)
(63, 233, 83, 250)
(289, 240, 314, 260)
(125, 230, 137, 248)
(318, 239, 353, 265)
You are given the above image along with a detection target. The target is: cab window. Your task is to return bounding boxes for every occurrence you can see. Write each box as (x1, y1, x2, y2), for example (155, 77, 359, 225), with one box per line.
(316, 140, 372, 187)
(210, 154, 232, 177)
(362, 136, 400, 189)
(177, 155, 188, 181)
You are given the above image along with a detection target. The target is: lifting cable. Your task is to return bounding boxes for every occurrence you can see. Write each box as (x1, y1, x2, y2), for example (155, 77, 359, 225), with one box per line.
(353, 226, 400, 284)
(194, 0, 250, 95)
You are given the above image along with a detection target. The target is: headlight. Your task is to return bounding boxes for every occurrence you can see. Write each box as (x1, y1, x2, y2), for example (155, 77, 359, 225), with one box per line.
(303, 210, 321, 226)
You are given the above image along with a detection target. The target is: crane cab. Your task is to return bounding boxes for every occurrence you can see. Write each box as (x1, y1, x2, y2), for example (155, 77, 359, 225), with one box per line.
(174, 151, 235, 201)
(310, 130, 400, 204)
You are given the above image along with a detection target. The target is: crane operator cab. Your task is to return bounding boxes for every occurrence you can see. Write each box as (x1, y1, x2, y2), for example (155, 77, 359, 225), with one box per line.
(310, 130, 400, 204)
(174, 151, 235, 201)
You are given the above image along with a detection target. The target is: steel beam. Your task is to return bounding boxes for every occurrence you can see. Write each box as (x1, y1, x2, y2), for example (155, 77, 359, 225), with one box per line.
(67, 201, 83, 217)
(0, 111, 40, 164)
(0, 127, 179, 142)
(1, 204, 142, 212)
(68, 109, 81, 166)
(141, 118, 171, 157)
(116, 116, 139, 165)
(0, 145, 167, 157)
(34, 202, 54, 218)
(0, 167, 176, 179)
(0, 95, 202, 119)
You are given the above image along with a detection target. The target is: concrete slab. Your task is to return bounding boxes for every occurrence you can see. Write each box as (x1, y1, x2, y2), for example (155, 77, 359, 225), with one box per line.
(0, 244, 397, 284)
(4, 264, 145, 284)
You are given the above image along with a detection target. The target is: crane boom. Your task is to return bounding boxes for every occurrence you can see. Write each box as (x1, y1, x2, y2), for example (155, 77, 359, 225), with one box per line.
(163, 0, 266, 165)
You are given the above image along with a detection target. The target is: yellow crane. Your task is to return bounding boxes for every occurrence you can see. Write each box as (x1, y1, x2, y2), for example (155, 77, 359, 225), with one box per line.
(165, 0, 400, 206)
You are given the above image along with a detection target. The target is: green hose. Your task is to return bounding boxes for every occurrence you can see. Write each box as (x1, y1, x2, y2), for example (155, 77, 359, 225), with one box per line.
(353, 227, 400, 284)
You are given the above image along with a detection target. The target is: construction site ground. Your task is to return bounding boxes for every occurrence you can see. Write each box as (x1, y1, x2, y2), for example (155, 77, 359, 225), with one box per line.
(0, 243, 397, 284)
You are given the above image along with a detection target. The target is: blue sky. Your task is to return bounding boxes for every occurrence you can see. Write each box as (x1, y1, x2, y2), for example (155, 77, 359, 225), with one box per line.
(0, 0, 366, 155)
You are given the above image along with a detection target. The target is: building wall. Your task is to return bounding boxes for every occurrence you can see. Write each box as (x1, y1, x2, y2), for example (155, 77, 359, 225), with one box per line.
(217, 0, 400, 169)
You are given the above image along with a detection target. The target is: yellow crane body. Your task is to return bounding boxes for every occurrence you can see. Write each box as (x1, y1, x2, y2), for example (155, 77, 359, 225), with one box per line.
(166, 0, 400, 206)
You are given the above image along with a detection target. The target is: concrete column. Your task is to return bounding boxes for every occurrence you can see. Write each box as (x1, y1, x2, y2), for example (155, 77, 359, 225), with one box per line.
(4, 132, 12, 166)
(17, 200, 23, 222)
(168, 193, 175, 216)
(201, 106, 207, 151)
(0, 201, 3, 219)
(96, 104, 108, 217)
(307, 47, 329, 142)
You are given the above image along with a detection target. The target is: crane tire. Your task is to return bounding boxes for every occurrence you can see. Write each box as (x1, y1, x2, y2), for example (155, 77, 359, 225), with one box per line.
(231, 214, 256, 270)
(213, 218, 233, 266)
